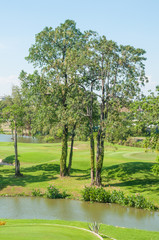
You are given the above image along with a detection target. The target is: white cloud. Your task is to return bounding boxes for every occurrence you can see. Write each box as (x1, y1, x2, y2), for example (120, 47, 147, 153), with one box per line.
(0, 75, 20, 96)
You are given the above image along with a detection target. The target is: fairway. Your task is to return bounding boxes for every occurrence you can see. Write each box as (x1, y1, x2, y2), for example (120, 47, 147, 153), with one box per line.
(0, 224, 99, 240)
(0, 141, 158, 205)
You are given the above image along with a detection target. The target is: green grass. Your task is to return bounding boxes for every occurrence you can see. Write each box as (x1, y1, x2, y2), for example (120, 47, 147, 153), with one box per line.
(0, 219, 159, 240)
(0, 141, 159, 205)
(0, 220, 98, 240)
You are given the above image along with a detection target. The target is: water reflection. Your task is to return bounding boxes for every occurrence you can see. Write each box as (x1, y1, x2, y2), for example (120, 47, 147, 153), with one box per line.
(0, 197, 158, 231)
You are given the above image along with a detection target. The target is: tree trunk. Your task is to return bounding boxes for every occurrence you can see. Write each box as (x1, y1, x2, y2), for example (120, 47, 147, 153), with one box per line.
(96, 128, 101, 186)
(95, 69, 105, 186)
(90, 81, 95, 185)
(14, 122, 22, 177)
(90, 133, 95, 185)
(60, 124, 68, 177)
(67, 123, 76, 175)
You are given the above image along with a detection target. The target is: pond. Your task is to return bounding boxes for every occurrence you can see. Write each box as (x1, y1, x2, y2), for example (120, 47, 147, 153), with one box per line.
(0, 134, 43, 143)
(0, 197, 159, 231)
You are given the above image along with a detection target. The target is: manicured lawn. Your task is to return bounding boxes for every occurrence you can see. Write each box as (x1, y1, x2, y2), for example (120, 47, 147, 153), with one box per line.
(0, 220, 98, 240)
(0, 219, 159, 240)
(0, 141, 158, 205)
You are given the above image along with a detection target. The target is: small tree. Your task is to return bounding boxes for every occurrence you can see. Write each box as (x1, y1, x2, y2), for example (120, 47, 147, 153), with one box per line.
(3, 86, 24, 176)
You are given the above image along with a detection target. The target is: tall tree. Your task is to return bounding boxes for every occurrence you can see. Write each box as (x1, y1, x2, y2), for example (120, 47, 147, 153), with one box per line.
(25, 20, 83, 176)
(90, 36, 148, 185)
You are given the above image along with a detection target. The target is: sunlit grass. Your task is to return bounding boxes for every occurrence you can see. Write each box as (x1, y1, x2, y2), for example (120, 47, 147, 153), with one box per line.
(0, 141, 158, 205)
(0, 219, 159, 240)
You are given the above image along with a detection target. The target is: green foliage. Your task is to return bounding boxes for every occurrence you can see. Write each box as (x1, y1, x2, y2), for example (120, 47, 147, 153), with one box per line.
(123, 137, 144, 148)
(82, 186, 157, 210)
(32, 188, 43, 197)
(44, 136, 55, 143)
(46, 185, 67, 199)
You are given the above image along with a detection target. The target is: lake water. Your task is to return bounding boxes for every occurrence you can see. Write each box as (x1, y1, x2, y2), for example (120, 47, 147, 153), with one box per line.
(0, 197, 159, 231)
(0, 134, 42, 143)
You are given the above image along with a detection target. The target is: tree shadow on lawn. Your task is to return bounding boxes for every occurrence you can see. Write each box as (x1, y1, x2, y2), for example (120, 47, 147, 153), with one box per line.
(0, 173, 58, 191)
(23, 164, 90, 179)
(102, 162, 159, 195)
(0, 164, 59, 191)
(0, 163, 91, 191)
(23, 163, 60, 173)
(105, 178, 159, 195)
(102, 162, 155, 181)
(3, 155, 15, 164)
(69, 168, 90, 180)
(70, 173, 90, 180)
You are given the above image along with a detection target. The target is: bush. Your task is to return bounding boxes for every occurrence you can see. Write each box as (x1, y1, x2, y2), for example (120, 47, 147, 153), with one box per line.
(127, 195, 135, 207)
(46, 185, 66, 199)
(32, 189, 43, 197)
(110, 190, 126, 205)
(82, 186, 91, 201)
(82, 186, 157, 210)
(44, 136, 55, 143)
(96, 188, 111, 203)
(82, 186, 111, 203)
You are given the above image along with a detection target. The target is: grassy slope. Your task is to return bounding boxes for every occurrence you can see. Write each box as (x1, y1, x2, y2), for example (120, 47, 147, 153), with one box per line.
(0, 219, 159, 240)
(0, 141, 158, 205)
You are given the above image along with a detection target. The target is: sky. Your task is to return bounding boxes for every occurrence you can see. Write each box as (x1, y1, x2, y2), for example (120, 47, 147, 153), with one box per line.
(0, 0, 159, 96)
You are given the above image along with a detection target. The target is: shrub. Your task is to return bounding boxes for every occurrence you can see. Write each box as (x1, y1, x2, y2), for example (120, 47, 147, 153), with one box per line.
(46, 185, 66, 199)
(82, 186, 111, 203)
(96, 188, 111, 203)
(44, 136, 55, 143)
(110, 190, 126, 205)
(82, 186, 157, 210)
(127, 195, 135, 207)
(32, 189, 43, 197)
(89, 187, 98, 202)
(134, 194, 147, 209)
(82, 186, 91, 201)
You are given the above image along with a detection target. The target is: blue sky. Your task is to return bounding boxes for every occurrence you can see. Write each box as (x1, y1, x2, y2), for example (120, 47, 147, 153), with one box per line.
(0, 0, 159, 95)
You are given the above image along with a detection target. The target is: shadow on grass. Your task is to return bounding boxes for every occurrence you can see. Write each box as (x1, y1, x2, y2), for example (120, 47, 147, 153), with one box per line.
(105, 178, 159, 194)
(0, 163, 60, 191)
(102, 162, 155, 181)
(23, 163, 60, 173)
(0, 172, 58, 191)
(102, 162, 159, 194)
(0, 158, 91, 191)
(3, 155, 15, 164)
(69, 167, 90, 180)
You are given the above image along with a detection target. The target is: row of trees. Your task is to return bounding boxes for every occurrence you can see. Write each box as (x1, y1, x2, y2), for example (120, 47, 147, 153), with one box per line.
(2, 19, 157, 184)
